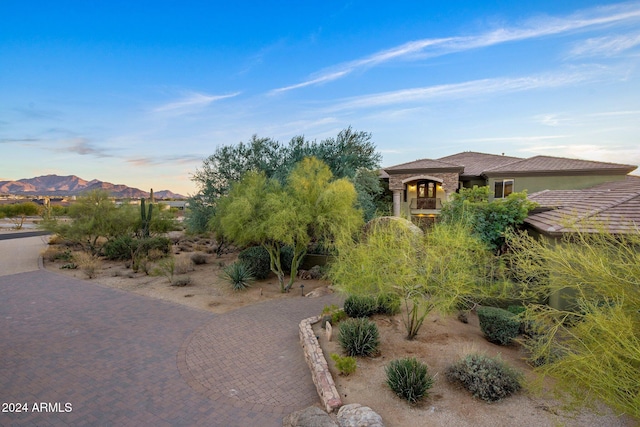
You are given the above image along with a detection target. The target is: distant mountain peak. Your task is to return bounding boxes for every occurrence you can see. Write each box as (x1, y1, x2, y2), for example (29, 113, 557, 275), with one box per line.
(0, 175, 186, 199)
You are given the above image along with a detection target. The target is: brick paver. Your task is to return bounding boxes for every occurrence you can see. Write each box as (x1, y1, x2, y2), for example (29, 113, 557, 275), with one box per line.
(0, 241, 339, 426)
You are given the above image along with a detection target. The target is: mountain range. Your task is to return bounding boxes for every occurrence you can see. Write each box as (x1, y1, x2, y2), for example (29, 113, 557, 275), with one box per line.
(0, 175, 186, 199)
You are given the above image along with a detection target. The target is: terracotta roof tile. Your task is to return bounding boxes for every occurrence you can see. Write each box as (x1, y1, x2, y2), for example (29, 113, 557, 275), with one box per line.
(383, 158, 463, 172)
(525, 178, 640, 235)
(437, 152, 523, 177)
(485, 155, 637, 175)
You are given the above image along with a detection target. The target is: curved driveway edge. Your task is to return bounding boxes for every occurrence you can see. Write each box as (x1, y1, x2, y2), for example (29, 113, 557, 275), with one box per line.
(0, 267, 340, 426)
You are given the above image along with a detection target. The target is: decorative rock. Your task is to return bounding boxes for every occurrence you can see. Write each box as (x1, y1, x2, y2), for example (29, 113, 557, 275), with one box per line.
(325, 321, 333, 342)
(283, 406, 338, 427)
(337, 404, 385, 427)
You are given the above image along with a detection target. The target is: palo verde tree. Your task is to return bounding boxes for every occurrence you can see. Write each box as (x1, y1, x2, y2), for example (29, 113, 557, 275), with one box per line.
(216, 157, 362, 292)
(330, 218, 507, 339)
(440, 185, 537, 252)
(506, 229, 640, 419)
(188, 127, 381, 233)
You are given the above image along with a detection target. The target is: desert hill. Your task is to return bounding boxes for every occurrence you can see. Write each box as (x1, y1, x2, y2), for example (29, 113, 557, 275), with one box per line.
(0, 175, 186, 199)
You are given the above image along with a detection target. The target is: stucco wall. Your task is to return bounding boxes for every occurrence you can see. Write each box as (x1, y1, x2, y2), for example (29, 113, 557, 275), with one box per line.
(487, 174, 627, 200)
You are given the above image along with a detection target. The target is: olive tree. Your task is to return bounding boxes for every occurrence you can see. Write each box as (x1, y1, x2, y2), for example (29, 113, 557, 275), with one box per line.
(216, 157, 362, 292)
(188, 127, 381, 233)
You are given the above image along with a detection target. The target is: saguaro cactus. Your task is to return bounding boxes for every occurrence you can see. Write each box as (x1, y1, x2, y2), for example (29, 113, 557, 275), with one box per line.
(140, 194, 153, 238)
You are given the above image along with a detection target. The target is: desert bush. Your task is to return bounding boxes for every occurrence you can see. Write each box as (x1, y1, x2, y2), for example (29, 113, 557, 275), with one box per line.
(477, 306, 520, 345)
(190, 252, 207, 265)
(43, 246, 73, 262)
(174, 257, 193, 274)
(153, 256, 177, 283)
(338, 317, 380, 357)
(445, 353, 522, 402)
(280, 245, 294, 273)
(146, 248, 166, 261)
(221, 261, 255, 291)
(73, 252, 101, 279)
(238, 246, 271, 279)
(331, 310, 348, 324)
(103, 235, 137, 260)
(377, 293, 401, 315)
(137, 237, 171, 257)
(330, 353, 357, 376)
(386, 357, 434, 403)
(171, 275, 192, 287)
(343, 295, 378, 318)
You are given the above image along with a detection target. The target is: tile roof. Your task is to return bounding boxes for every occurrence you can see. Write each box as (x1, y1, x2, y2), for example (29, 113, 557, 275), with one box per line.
(525, 176, 640, 235)
(437, 152, 523, 177)
(484, 155, 637, 175)
(383, 158, 463, 173)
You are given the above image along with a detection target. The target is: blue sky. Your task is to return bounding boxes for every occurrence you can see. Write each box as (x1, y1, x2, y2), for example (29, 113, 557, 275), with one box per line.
(2, 1, 640, 195)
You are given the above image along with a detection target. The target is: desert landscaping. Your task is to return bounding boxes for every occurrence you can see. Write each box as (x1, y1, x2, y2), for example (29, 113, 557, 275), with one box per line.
(40, 232, 637, 427)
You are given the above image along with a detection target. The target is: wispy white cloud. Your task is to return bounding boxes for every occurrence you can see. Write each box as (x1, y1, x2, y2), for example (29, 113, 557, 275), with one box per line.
(273, 2, 640, 93)
(534, 113, 571, 127)
(153, 92, 240, 114)
(569, 32, 640, 57)
(327, 66, 613, 112)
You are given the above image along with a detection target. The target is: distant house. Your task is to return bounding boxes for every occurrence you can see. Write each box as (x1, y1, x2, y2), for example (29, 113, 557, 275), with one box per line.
(381, 151, 637, 228)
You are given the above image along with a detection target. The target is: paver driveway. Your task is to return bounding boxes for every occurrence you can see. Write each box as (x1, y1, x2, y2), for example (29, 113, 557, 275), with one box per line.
(0, 236, 338, 426)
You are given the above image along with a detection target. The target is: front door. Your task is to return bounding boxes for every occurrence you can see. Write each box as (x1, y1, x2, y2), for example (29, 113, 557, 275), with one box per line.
(416, 180, 436, 209)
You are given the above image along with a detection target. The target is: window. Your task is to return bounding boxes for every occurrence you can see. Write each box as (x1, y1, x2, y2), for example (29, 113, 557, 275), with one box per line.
(494, 179, 514, 198)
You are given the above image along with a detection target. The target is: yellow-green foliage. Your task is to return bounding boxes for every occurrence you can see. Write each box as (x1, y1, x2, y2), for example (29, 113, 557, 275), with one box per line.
(330, 219, 507, 339)
(216, 157, 362, 292)
(330, 353, 357, 375)
(507, 230, 640, 419)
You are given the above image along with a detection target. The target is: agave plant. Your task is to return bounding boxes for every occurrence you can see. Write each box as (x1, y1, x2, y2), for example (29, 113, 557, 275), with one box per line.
(221, 261, 255, 291)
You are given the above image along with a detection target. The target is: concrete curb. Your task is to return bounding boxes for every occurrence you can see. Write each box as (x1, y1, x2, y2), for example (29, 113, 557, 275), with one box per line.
(299, 315, 342, 413)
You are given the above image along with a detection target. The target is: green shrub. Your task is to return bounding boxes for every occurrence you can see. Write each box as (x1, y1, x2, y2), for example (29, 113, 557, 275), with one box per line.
(103, 235, 137, 260)
(377, 293, 401, 315)
(445, 353, 522, 402)
(222, 261, 255, 291)
(477, 306, 520, 345)
(343, 295, 378, 318)
(238, 246, 271, 279)
(338, 318, 380, 357)
(507, 305, 526, 315)
(137, 237, 172, 257)
(330, 353, 357, 376)
(331, 310, 348, 324)
(386, 357, 434, 403)
(281, 245, 294, 273)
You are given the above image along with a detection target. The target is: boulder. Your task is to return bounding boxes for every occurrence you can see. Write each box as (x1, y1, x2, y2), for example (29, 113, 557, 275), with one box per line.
(337, 404, 384, 427)
(283, 406, 338, 427)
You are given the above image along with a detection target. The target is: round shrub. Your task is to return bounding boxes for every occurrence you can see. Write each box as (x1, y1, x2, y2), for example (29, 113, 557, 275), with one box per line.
(386, 357, 434, 403)
(477, 306, 520, 345)
(338, 317, 380, 357)
(190, 252, 208, 265)
(343, 295, 378, 318)
(280, 245, 294, 273)
(238, 246, 271, 279)
(445, 353, 522, 402)
(103, 235, 137, 260)
(137, 237, 172, 258)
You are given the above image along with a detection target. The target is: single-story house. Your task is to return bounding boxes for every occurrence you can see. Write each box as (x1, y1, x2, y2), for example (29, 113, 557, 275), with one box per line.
(381, 151, 637, 227)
